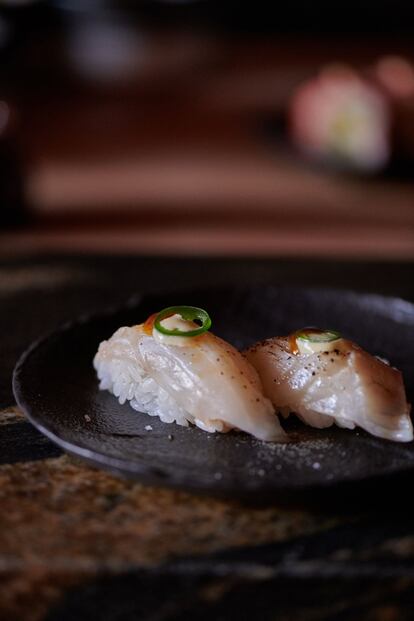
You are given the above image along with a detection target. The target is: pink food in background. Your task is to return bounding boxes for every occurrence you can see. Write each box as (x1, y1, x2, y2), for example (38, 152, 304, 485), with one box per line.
(289, 66, 391, 172)
(375, 55, 414, 100)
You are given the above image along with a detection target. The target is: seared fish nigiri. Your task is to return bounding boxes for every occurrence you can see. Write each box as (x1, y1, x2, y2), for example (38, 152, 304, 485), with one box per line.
(94, 306, 284, 442)
(245, 328, 412, 442)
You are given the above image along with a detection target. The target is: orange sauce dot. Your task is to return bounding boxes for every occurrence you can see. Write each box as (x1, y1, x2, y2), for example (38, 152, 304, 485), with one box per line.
(143, 312, 157, 335)
(289, 332, 299, 355)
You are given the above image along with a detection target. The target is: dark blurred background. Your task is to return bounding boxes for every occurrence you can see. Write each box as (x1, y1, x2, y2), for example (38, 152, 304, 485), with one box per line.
(1, 0, 414, 258)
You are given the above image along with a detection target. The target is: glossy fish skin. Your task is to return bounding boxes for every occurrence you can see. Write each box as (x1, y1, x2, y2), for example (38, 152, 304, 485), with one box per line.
(94, 324, 285, 442)
(245, 337, 412, 442)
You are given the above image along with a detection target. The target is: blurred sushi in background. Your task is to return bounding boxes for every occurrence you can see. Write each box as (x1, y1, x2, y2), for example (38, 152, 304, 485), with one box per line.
(288, 64, 391, 174)
(374, 55, 414, 165)
(288, 55, 414, 176)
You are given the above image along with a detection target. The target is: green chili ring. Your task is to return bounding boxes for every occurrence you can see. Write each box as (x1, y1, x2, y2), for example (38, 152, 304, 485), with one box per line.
(296, 328, 342, 343)
(154, 306, 212, 337)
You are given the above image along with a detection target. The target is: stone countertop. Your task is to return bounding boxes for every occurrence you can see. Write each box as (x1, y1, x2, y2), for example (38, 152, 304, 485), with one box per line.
(1, 254, 414, 620)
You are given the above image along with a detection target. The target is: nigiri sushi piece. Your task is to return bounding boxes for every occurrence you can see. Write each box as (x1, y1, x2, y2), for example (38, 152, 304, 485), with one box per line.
(94, 305, 285, 442)
(245, 328, 412, 442)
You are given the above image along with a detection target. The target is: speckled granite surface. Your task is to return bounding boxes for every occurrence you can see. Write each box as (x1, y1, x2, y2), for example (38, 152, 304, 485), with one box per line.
(1, 255, 414, 620)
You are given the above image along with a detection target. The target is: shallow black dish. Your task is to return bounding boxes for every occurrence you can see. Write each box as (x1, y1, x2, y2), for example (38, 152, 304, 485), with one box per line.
(13, 286, 414, 502)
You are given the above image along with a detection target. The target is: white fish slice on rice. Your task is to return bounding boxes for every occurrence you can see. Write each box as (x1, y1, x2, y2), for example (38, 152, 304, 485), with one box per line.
(94, 321, 285, 442)
(245, 336, 412, 443)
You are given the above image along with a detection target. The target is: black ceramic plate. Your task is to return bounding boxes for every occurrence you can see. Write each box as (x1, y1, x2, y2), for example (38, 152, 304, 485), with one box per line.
(13, 286, 414, 501)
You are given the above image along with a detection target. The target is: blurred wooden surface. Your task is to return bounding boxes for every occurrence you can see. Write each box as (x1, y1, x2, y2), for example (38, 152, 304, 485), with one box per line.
(1, 223, 413, 259)
(2, 33, 414, 257)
